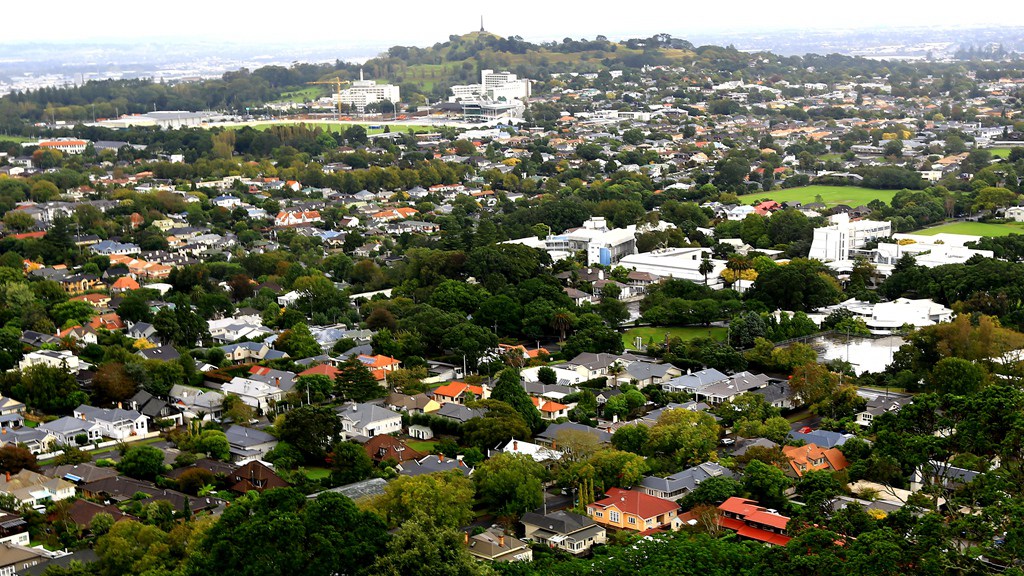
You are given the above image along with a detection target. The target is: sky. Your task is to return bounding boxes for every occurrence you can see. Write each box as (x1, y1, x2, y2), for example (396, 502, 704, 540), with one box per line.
(6, 0, 1024, 47)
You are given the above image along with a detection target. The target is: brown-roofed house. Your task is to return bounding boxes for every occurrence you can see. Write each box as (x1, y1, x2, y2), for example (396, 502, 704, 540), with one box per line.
(782, 443, 849, 478)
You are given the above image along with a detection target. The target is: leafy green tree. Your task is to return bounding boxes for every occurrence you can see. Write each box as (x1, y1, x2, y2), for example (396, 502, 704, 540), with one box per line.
(490, 368, 544, 434)
(442, 322, 498, 370)
(743, 459, 791, 509)
(330, 441, 374, 485)
(116, 446, 166, 481)
(191, 430, 231, 461)
(679, 475, 744, 511)
(647, 408, 720, 467)
(278, 405, 343, 464)
(929, 357, 988, 396)
(474, 452, 545, 520)
(561, 313, 624, 358)
(0, 445, 39, 474)
(748, 258, 842, 312)
(368, 470, 475, 530)
(335, 356, 385, 402)
(371, 515, 482, 576)
(275, 322, 322, 359)
(188, 489, 389, 576)
(11, 364, 89, 414)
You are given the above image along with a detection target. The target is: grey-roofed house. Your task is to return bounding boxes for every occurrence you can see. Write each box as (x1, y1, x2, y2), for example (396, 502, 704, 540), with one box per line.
(1, 427, 54, 455)
(910, 460, 982, 492)
(639, 462, 734, 500)
(312, 477, 388, 502)
(137, 344, 179, 362)
(642, 401, 715, 424)
(694, 371, 771, 405)
(661, 368, 728, 394)
(535, 422, 612, 447)
(46, 463, 119, 486)
(130, 390, 182, 426)
(397, 454, 473, 477)
(467, 527, 532, 562)
(38, 416, 102, 446)
(620, 361, 681, 388)
(73, 404, 148, 440)
(168, 385, 224, 421)
(337, 403, 402, 440)
(789, 429, 853, 449)
(856, 391, 912, 427)
(521, 509, 606, 555)
(434, 403, 485, 424)
(522, 382, 577, 401)
(225, 425, 278, 463)
(733, 437, 779, 457)
(750, 380, 794, 410)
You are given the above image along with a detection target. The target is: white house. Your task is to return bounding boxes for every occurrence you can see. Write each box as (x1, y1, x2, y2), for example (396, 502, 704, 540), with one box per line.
(337, 403, 402, 439)
(0, 470, 76, 508)
(18, 350, 82, 373)
(221, 377, 284, 413)
(1006, 206, 1024, 222)
(73, 404, 148, 440)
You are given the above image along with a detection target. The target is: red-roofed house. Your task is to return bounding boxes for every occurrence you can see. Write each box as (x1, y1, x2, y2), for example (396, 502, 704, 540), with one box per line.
(587, 488, 679, 532)
(753, 200, 782, 216)
(782, 443, 849, 478)
(717, 497, 791, 546)
(298, 364, 341, 379)
(497, 343, 550, 361)
(431, 382, 487, 405)
(71, 293, 111, 310)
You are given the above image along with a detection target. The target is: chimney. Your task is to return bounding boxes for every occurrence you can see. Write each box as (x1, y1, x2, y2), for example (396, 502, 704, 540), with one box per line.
(4, 472, 9, 482)
(551, 441, 557, 450)
(464, 532, 469, 544)
(499, 535, 505, 548)
(513, 441, 518, 451)
(117, 402, 122, 409)
(275, 377, 281, 387)
(438, 453, 444, 463)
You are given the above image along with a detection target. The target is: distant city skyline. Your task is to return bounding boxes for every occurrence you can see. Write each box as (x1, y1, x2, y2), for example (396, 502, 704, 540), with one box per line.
(6, 0, 1024, 47)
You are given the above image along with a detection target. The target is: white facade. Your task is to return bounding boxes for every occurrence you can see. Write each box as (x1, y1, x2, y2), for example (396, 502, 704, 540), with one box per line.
(449, 69, 531, 103)
(507, 217, 638, 266)
(820, 298, 954, 334)
(617, 248, 727, 289)
(337, 71, 400, 112)
(809, 213, 892, 263)
(222, 377, 284, 412)
(875, 234, 993, 268)
(18, 350, 81, 373)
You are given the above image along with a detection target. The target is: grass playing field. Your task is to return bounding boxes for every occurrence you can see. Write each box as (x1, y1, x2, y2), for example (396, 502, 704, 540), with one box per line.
(239, 121, 434, 136)
(987, 148, 1015, 159)
(744, 185, 897, 208)
(621, 326, 727, 351)
(915, 221, 1024, 237)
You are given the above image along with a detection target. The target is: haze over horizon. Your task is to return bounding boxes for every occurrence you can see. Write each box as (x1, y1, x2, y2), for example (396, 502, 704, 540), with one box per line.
(6, 0, 1024, 48)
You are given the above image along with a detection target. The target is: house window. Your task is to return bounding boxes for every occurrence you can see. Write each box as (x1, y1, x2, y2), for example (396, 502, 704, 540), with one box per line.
(609, 511, 620, 523)
(594, 511, 602, 518)
(628, 517, 636, 524)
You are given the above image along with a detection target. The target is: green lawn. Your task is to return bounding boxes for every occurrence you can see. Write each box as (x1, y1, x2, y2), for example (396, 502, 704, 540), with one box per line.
(303, 467, 331, 481)
(987, 147, 1016, 159)
(916, 221, 1024, 237)
(272, 87, 324, 104)
(745, 185, 897, 208)
(622, 326, 726, 351)
(0, 135, 32, 144)
(407, 441, 438, 453)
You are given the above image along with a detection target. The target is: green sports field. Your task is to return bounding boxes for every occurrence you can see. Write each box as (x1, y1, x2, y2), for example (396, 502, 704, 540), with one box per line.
(621, 326, 726, 351)
(745, 185, 897, 208)
(987, 148, 1015, 159)
(240, 122, 434, 136)
(915, 221, 1024, 237)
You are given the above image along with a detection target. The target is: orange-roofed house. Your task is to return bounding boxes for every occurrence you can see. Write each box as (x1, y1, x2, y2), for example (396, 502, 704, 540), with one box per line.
(110, 276, 140, 294)
(497, 343, 550, 361)
(717, 497, 792, 546)
(782, 443, 849, 478)
(89, 313, 125, 331)
(357, 354, 401, 382)
(431, 382, 487, 405)
(274, 210, 321, 227)
(753, 200, 781, 216)
(532, 397, 569, 421)
(587, 487, 680, 533)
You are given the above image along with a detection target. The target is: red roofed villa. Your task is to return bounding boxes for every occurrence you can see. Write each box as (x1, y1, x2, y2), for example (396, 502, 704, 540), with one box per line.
(717, 497, 791, 546)
(587, 487, 679, 532)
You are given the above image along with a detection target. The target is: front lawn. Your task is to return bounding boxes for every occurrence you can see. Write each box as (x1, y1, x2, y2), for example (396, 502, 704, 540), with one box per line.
(621, 326, 726, 351)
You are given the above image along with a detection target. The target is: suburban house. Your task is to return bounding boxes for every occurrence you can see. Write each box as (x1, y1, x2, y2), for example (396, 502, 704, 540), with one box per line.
(274, 210, 322, 227)
(782, 443, 850, 478)
(397, 454, 473, 477)
(73, 405, 149, 440)
(493, 439, 562, 464)
(619, 361, 682, 388)
(717, 497, 792, 546)
(168, 385, 224, 421)
(0, 470, 76, 508)
(363, 435, 424, 465)
(521, 509, 606, 555)
(220, 377, 284, 413)
(639, 462, 734, 500)
(38, 416, 101, 446)
(431, 381, 487, 405)
(225, 425, 278, 463)
(531, 397, 570, 421)
(0, 511, 29, 546)
(357, 354, 402, 382)
(337, 403, 402, 439)
(661, 368, 728, 394)
(856, 391, 912, 427)
(466, 528, 532, 562)
(535, 422, 612, 448)
(18, 350, 82, 373)
(587, 487, 680, 533)
(384, 392, 440, 415)
(229, 460, 289, 494)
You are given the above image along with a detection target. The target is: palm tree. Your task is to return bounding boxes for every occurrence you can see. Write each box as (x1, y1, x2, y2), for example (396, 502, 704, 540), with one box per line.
(551, 309, 575, 342)
(699, 254, 714, 286)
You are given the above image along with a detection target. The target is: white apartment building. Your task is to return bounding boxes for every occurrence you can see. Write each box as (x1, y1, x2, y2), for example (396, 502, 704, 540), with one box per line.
(808, 213, 892, 263)
(617, 247, 728, 289)
(449, 69, 531, 103)
(337, 70, 400, 112)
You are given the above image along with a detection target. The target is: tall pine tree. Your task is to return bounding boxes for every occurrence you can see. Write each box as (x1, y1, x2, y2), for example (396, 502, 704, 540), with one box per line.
(489, 368, 544, 434)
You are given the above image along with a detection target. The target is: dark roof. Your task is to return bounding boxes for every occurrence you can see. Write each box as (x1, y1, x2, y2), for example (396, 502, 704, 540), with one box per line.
(521, 509, 598, 535)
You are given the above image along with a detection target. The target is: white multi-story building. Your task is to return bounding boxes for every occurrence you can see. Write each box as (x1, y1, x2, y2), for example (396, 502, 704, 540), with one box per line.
(337, 70, 400, 112)
(507, 217, 638, 266)
(449, 69, 531, 103)
(36, 139, 88, 154)
(617, 247, 728, 289)
(808, 213, 892, 263)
